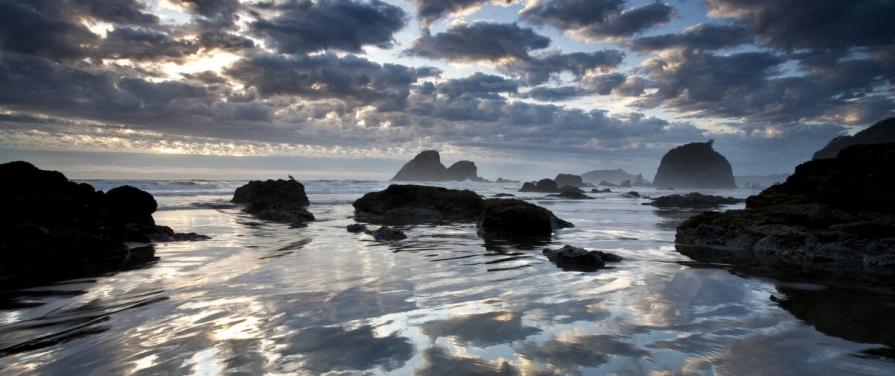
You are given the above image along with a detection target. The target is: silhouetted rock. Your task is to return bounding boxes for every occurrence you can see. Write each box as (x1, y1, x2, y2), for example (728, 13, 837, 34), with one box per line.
(368, 226, 407, 241)
(392, 150, 484, 181)
(495, 177, 518, 183)
(622, 191, 640, 198)
(548, 191, 593, 199)
(543, 245, 622, 272)
(813, 117, 895, 159)
(232, 178, 314, 224)
(598, 180, 618, 187)
(554, 174, 584, 187)
(647, 193, 745, 208)
(676, 143, 895, 283)
(519, 178, 558, 192)
(653, 140, 735, 188)
(347, 224, 369, 233)
(493, 193, 515, 197)
(353, 184, 484, 223)
(0, 161, 203, 289)
(591, 188, 611, 193)
(478, 199, 573, 238)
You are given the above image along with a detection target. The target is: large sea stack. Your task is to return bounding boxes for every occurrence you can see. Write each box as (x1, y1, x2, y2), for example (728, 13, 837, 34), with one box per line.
(813, 117, 895, 159)
(232, 178, 314, 224)
(653, 140, 735, 188)
(0, 161, 204, 289)
(392, 150, 484, 181)
(675, 143, 895, 283)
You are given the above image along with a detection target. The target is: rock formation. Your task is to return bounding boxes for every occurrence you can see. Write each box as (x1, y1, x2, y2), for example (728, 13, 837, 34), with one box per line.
(548, 191, 593, 199)
(232, 178, 314, 224)
(519, 178, 582, 193)
(554, 174, 584, 187)
(392, 150, 484, 181)
(675, 143, 895, 283)
(646, 193, 744, 208)
(0, 161, 205, 289)
(653, 140, 736, 188)
(582, 169, 650, 186)
(478, 199, 573, 238)
(542, 245, 622, 272)
(813, 117, 895, 159)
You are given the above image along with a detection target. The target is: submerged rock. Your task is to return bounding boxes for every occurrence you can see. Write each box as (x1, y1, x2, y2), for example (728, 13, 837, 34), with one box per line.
(0, 161, 203, 289)
(232, 178, 314, 224)
(591, 188, 611, 193)
(675, 143, 895, 283)
(622, 191, 640, 198)
(392, 150, 484, 181)
(347, 223, 369, 233)
(554, 174, 584, 187)
(477, 199, 573, 238)
(368, 226, 407, 241)
(548, 191, 593, 200)
(813, 117, 895, 159)
(653, 140, 736, 188)
(493, 193, 515, 197)
(353, 184, 484, 222)
(519, 178, 558, 192)
(647, 193, 744, 208)
(581, 169, 649, 186)
(543, 245, 622, 272)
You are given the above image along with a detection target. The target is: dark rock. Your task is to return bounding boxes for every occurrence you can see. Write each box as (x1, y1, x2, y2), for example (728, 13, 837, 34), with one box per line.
(493, 193, 515, 197)
(813, 117, 895, 159)
(368, 226, 407, 241)
(598, 180, 618, 187)
(554, 174, 584, 187)
(558, 185, 584, 194)
(647, 193, 745, 208)
(548, 191, 593, 199)
(353, 184, 484, 223)
(622, 191, 640, 198)
(495, 177, 518, 183)
(653, 140, 736, 188)
(591, 188, 611, 193)
(392, 150, 484, 181)
(147, 225, 211, 242)
(675, 143, 895, 283)
(519, 178, 559, 192)
(347, 223, 369, 233)
(582, 169, 650, 186)
(232, 178, 314, 224)
(477, 199, 573, 238)
(0, 161, 202, 289)
(542, 245, 622, 272)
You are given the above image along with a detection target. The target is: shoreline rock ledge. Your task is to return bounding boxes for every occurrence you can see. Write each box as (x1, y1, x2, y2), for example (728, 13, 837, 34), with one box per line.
(675, 143, 895, 283)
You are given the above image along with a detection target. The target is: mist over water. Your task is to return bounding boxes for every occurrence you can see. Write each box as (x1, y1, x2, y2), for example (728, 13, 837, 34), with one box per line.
(1, 180, 893, 375)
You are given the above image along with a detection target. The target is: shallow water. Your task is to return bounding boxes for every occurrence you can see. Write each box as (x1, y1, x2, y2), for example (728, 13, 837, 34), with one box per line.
(1, 180, 893, 375)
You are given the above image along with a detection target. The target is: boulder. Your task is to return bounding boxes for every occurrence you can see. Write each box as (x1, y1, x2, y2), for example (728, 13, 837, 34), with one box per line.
(392, 150, 485, 181)
(813, 117, 895, 159)
(622, 191, 640, 198)
(0, 161, 202, 289)
(493, 193, 515, 197)
(647, 193, 745, 208)
(347, 223, 369, 233)
(675, 143, 895, 283)
(446, 161, 481, 181)
(232, 178, 314, 224)
(554, 174, 584, 187)
(519, 178, 558, 193)
(477, 199, 573, 238)
(548, 191, 593, 200)
(543, 245, 622, 272)
(591, 188, 611, 193)
(495, 177, 518, 183)
(558, 185, 584, 194)
(368, 226, 407, 241)
(353, 184, 484, 222)
(653, 140, 736, 188)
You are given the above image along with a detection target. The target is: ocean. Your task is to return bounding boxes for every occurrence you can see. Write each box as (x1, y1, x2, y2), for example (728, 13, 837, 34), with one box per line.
(0, 180, 892, 375)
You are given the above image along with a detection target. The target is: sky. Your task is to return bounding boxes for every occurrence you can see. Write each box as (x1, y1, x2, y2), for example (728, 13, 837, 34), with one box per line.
(0, 0, 893, 180)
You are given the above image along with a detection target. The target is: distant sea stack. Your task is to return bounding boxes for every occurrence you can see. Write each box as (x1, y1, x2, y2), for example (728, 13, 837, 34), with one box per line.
(653, 140, 735, 189)
(581, 169, 649, 186)
(392, 150, 484, 182)
(813, 117, 895, 159)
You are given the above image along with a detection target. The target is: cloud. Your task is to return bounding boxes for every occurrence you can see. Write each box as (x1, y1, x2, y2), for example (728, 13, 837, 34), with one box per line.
(0, 1, 99, 61)
(412, 0, 515, 26)
(406, 22, 550, 62)
(519, 334, 650, 372)
(283, 325, 414, 373)
(415, 346, 518, 376)
(436, 72, 519, 99)
(630, 23, 752, 52)
(522, 0, 674, 41)
(251, 0, 407, 54)
(420, 311, 540, 346)
(226, 53, 439, 110)
(171, 0, 242, 24)
(499, 50, 625, 85)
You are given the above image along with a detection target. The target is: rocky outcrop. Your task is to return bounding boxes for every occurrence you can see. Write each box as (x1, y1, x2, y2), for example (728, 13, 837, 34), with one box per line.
(232, 178, 314, 224)
(353, 184, 484, 222)
(543, 245, 622, 272)
(813, 117, 895, 159)
(477, 199, 573, 238)
(591, 188, 611, 193)
(548, 191, 593, 199)
(554, 174, 584, 187)
(653, 140, 735, 188)
(675, 143, 895, 283)
(392, 150, 484, 181)
(368, 226, 407, 241)
(347, 224, 369, 233)
(647, 193, 744, 208)
(582, 169, 650, 186)
(0, 161, 204, 289)
(519, 179, 582, 193)
(622, 191, 640, 198)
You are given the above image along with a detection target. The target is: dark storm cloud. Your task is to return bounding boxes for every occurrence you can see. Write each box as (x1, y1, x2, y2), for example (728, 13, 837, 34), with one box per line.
(172, 0, 242, 23)
(406, 22, 550, 62)
(226, 53, 439, 110)
(523, 73, 628, 101)
(96, 27, 198, 61)
(0, 0, 99, 61)
(437, 73, 519, 99)
(706, 0, 895, 52)
(412, 0, 516, 26)
(500, 50, 625, 85)
(630, 23, 752, 52)
(522, 0, 674, 40)
(250, 0, 407, 54)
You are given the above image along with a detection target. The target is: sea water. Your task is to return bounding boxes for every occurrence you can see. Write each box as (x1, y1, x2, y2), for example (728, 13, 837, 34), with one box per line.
(0, 180, 893, 375)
